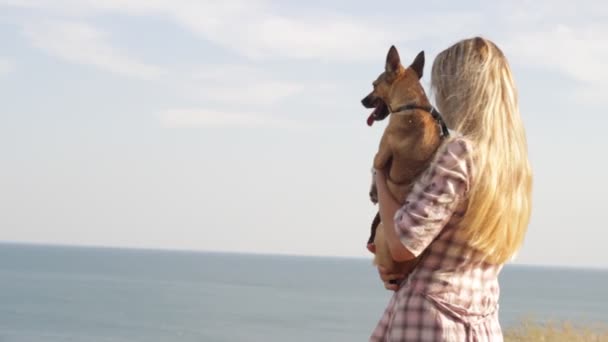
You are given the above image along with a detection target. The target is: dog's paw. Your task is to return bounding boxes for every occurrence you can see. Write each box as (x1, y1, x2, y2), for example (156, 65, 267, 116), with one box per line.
(369, 186, 378, 204)
(369, 168, 378, 204)
(367, 243, 376, 254)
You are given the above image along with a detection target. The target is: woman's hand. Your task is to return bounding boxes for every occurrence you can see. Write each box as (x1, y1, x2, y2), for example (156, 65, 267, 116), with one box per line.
(378, 265, 406, 291)
(373, 168, 415, 263)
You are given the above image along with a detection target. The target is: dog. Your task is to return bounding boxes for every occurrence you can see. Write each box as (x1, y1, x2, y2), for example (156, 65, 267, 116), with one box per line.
(361, 46, 449, 276)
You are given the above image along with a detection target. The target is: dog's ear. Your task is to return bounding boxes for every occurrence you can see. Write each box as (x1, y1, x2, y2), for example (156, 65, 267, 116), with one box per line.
(385, 45, 402, 74)
(410, 51, 425, 79)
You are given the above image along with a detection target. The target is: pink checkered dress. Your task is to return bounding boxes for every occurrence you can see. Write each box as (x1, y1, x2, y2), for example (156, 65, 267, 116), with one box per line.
(370, 137, 503, 342)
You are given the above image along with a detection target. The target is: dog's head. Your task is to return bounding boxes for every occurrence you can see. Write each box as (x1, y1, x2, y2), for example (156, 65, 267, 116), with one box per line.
(361, 46, 425, 126)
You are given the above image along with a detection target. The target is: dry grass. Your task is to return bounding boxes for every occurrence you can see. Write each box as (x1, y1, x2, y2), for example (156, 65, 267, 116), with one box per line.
(504, 319, 608, 342)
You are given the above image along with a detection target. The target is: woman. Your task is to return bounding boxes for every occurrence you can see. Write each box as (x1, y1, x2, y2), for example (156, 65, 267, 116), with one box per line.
(370, 37, 533, 341)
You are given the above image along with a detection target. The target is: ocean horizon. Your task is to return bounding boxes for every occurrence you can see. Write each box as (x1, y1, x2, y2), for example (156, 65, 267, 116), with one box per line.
(0, 242, 606, 341)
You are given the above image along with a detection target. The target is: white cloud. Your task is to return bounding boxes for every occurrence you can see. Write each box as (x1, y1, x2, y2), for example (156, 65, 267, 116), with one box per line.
(0, 0, 41, 7)
(160, 108, 301, 128)
(200, 82, 303, 106)
(193, 65, 268, 83)
(6, 1, 608, 106)
(184, 13, 388, 61)
(85, 1, 392, 61)
(23, 20, 164, 79)
(188, 64, 304, 105)
(2, 0, 393, 62)
(2, 0, 605, 71)
(504, 24, 608, 84)
(0, 58, 15, 75)
(501, 22, 608, 105)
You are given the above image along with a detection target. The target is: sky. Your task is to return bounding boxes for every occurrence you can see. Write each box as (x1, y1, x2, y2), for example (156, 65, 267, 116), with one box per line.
(0, 0, 607, 269)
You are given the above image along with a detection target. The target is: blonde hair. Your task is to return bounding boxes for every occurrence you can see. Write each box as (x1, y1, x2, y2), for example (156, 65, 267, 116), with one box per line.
(431, 37, 533, 264)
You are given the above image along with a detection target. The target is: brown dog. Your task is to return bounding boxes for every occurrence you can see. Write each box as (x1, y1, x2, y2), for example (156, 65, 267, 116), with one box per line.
(361, 46, 448, 276)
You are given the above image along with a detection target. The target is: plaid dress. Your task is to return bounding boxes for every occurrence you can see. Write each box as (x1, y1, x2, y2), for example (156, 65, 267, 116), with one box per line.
(370, 137, 503, 342)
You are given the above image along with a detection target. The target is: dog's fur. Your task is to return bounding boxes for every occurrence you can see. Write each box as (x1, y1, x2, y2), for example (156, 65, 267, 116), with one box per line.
(361, 46, 444, 275)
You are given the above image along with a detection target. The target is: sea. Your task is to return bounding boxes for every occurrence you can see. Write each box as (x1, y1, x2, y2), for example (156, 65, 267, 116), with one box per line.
(0, 243, 606, 342)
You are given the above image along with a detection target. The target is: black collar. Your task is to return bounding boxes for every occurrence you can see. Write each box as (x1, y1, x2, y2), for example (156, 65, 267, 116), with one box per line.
(393, 104, 450, 138)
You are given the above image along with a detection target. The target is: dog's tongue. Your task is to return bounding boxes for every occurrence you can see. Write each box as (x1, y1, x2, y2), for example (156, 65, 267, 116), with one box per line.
(366, 111, 376, 126)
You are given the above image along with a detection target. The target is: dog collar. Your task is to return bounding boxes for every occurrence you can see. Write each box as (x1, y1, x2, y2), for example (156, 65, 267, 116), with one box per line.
(392, 104, 450, 138)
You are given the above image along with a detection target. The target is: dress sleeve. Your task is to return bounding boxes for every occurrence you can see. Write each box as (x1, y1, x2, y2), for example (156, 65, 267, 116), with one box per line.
(393, 137, 471, 257)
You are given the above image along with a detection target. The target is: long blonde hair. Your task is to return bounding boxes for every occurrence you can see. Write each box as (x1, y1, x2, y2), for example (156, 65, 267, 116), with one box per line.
(431, 37, 533, 264)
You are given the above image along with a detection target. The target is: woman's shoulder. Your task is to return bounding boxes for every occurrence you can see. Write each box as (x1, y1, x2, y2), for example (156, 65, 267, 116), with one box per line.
(426, 135, 473, 191)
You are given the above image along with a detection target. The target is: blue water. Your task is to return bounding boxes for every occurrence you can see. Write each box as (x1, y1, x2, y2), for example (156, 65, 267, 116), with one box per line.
(0, 243, 606, 341)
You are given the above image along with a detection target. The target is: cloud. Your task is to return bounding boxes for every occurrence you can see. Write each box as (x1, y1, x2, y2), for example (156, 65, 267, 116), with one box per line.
(501, 21, 608, 105)
(0, 58, 15, 75)
(22, 20, 164, 79)
(94, 1, 393, 61)
(199, 82, 303, 106)
(160, 108, 302, 128)
(504, 24, 608, 84)
(6, 0, 607, 106)
(187, 64, 304, 105)
(3, 0, 605, 70)
(0, 0, 41, 7)
(179, 12, 389, 61)
(2, 0, 392, 62)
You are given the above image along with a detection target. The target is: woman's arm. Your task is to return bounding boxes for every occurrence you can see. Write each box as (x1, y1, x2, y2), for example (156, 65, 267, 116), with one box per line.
(375, 170, 416, 262)
(375, 138, 471, 263)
